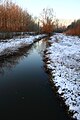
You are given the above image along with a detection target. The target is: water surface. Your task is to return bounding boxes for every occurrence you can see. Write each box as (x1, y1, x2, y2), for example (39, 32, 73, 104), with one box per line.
(0, 39, 71, 120)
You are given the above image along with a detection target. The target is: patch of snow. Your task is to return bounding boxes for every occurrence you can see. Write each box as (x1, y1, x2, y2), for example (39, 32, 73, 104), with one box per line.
(46, 33, 80, 120)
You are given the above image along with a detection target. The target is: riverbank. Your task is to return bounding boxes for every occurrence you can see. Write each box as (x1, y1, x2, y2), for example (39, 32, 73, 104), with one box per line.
(44, 33, 80, 120)
(0, 34, 46, 58)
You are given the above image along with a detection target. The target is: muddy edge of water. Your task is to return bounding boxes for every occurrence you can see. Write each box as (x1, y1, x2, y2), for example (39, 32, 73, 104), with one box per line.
(43, 42, 77, 120)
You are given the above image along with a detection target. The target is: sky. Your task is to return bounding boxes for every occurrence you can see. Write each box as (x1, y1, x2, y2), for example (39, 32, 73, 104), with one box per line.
(13, 0, 80, 20)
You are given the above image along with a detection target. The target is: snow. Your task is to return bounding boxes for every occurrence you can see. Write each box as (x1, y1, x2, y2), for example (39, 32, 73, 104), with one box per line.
(45, 33, 80, 120)
(0, 34, 46, 56)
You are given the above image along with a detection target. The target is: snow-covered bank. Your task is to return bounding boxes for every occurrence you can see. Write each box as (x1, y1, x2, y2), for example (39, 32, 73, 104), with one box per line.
(45, 33, 80, 120)
(0, 34, 46, 56)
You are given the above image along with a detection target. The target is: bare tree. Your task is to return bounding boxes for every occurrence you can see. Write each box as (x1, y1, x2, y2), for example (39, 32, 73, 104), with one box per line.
(40, 8, 55, 35)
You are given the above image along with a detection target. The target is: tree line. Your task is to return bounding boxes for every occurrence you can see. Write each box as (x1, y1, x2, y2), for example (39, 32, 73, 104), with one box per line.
(65, 19, 80, 36)
(0, 0, 58, 35)
(0, 0, 38, 32)
(0, 0, 70, 36)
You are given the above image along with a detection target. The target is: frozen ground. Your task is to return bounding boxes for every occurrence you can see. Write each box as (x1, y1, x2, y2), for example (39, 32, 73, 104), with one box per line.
(0, 34, 45, 56)
(45, 33, 80, 120)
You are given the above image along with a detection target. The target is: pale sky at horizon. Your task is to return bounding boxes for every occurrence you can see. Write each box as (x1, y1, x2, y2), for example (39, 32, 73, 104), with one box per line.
(13, 0, 80, 20)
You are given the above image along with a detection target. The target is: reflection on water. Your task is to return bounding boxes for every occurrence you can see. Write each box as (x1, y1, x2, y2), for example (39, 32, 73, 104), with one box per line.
(32, 38, 48, 56)
(0, 46, 31, 75)
(0, 39, 48, 76)
(0, 38, 71, 120)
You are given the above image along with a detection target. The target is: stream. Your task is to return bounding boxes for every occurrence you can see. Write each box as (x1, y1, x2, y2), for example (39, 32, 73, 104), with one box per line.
(0, 38, 72, 120)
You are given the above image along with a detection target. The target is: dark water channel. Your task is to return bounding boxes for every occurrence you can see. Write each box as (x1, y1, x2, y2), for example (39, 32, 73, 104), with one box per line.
(0, 38, 71, 120)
